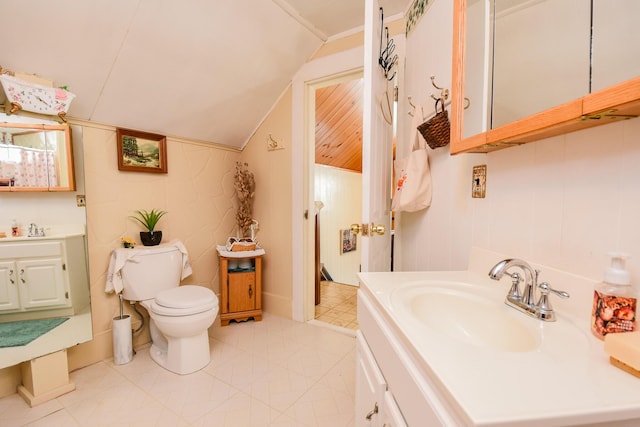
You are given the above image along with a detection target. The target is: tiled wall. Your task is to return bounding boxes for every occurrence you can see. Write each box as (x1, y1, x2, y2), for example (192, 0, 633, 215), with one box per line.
(474, 118, 640, 284)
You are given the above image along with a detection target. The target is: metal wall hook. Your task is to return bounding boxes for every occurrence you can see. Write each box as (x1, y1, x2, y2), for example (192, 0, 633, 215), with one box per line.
(430, 75, 449, 101)
(407, 96, 425, 119)
(378, 8, 398, 81)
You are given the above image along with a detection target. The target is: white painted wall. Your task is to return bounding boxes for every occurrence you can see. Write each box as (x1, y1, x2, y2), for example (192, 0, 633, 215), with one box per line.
(395, 0, 484, 272)
(397, 1, 640, 293)
(315, 164, 362, 285)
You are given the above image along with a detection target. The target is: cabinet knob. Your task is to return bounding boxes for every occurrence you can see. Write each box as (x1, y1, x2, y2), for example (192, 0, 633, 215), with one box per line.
(9, 269, 14, 284)
(365, 402, 378, 420)
(20, 268, 25, 283)
(248, 283, 253, 298)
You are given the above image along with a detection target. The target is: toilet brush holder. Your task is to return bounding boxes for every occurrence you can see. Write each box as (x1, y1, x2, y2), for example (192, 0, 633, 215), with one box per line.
(112, 315, 133, 365)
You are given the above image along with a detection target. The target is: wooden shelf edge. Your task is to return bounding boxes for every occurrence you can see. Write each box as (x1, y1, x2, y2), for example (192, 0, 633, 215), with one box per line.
(452, 80, 640, 155)
(584, 76, 640, 114)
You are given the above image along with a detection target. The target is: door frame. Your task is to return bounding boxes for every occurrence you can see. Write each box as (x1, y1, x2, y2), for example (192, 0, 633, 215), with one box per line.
(291, 47, 364, 322)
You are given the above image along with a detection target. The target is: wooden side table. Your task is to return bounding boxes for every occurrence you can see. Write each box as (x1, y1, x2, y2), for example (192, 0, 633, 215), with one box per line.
(219, 255, 262, 326)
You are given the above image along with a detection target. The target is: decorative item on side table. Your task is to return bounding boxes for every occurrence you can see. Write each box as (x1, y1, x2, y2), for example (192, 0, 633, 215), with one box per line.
(130, 209, 167, 246)
(234, 162, 256, 239)
(214, 162, 266, 326)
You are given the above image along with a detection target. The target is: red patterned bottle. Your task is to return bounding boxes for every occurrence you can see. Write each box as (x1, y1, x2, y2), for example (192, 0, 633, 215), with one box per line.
(591, 253, 638, 340)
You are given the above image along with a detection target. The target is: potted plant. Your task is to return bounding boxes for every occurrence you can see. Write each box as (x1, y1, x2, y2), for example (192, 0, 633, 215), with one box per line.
(130, 209, 167, 246)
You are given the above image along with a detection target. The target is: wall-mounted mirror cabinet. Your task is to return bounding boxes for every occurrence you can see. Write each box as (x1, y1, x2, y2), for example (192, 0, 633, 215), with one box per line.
(452, 0, 640, 154)
(0, 122, 75, 191)
(0, 124, 92, 371)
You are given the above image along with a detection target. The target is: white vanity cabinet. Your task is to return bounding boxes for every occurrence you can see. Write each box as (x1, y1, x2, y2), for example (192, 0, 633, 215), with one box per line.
(358, 267, 640, 427)
(355, 330, 407, 427)
(0, 256, 66, 310)
(0, 235, 88, 321)
(0, 260, 20, 310)
(357, 289, 463, 427)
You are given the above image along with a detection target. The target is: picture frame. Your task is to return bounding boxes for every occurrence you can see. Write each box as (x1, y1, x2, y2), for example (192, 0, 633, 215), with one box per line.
(340, 229, 357, 254)
(116, 128, 168, 173)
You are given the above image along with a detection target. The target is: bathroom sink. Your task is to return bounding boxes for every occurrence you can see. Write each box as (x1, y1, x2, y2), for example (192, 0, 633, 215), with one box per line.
(390, 281, 542, 352)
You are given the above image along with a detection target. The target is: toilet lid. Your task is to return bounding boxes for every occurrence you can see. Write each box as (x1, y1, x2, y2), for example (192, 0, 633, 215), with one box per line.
(151, 285, 218, 316)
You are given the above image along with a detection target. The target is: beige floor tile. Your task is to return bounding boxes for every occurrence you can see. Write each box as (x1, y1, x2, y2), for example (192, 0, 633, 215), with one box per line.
(314, 281, 359, 331)
(1, 314, 355, 427)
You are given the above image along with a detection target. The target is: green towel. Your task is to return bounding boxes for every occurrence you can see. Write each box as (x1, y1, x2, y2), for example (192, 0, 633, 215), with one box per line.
(0, 317, 69, 348)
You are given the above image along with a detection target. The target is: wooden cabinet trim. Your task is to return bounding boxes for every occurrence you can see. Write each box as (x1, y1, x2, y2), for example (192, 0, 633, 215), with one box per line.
(450, 0, 640, 155)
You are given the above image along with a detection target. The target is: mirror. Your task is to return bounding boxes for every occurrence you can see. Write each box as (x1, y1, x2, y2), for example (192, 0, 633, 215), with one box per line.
(0, 124, 91, 370)
(0, 122, 75, 191)
(591, 0, 640, 91)
(490, 0, 590, 129)
(461, 0, 640, 139)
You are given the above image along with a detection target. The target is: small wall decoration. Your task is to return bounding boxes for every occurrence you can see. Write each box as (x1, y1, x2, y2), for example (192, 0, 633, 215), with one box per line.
(340, 229, 357, 254)
(116, 128, 167, 173)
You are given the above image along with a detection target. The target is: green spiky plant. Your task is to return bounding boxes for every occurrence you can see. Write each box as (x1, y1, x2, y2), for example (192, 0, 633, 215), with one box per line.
(130, 209, 167, 232)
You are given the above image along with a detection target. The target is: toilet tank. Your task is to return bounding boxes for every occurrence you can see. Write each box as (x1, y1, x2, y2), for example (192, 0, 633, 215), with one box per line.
(120, 245, 183, 301)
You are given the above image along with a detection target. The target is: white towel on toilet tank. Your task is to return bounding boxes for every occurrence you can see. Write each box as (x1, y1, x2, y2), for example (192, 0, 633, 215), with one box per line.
(106, 239, 193, 294)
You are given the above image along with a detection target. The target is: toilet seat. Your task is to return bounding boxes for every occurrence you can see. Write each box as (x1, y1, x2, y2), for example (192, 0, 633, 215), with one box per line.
(149, 285, 218, 317)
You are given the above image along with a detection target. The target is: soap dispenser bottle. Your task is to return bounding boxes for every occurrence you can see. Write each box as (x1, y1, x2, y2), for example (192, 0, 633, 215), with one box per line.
(591, 253, 638, 340)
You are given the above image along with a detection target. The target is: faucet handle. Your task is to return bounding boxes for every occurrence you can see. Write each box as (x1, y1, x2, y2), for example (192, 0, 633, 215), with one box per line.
(506, 272, 523, 302)
(536, 282, 569, 321)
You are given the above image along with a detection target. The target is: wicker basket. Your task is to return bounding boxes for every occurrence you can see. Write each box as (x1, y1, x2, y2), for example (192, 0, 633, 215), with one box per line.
(230, 241, 257, 252)
(417, 98, 450, 149)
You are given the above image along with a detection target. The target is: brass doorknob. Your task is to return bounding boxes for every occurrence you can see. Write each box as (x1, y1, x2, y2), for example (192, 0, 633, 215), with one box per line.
(350, 223, 362, 234)
(370, 223, 385, 235)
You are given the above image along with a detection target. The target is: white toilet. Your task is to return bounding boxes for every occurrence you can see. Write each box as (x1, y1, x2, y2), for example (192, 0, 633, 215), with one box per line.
(120, 243, 218, 375)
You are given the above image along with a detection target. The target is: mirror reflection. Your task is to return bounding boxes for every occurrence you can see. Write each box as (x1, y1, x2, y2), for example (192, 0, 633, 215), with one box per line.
(490, 0, 590, 129)
(0, 123, 74, 190)
(0, 123, 92, 369)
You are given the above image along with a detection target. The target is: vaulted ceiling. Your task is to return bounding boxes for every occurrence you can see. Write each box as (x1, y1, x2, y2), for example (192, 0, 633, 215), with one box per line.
(0, 0, 406, 150)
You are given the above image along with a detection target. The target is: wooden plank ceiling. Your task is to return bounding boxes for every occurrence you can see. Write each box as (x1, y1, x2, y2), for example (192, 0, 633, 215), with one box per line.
(315, 78, 363, 173)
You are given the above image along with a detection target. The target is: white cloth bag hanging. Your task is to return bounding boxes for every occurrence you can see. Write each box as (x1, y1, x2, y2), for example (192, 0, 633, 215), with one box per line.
(391, 106, 432, 212)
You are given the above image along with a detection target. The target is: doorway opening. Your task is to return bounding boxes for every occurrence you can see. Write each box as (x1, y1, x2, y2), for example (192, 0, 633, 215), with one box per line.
(305, 70, 364, 331)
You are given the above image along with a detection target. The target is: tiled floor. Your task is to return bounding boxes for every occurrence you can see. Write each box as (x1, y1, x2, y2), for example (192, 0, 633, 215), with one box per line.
(1, 313, 356, 427)
(314, 281, 359, 331)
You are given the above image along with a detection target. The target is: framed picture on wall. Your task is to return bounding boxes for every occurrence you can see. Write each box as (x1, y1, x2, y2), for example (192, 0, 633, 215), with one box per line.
(116, 128, 168, 173)
(340, 229, 357, 254)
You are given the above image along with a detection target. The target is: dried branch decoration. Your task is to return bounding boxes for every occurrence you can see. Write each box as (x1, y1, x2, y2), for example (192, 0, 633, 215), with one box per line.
(234, 162, 255, 237)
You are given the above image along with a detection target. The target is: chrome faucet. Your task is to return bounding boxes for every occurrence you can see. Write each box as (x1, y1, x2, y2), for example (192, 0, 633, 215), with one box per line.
(488, 258, 569, 321)
(27, 223, 45, 237)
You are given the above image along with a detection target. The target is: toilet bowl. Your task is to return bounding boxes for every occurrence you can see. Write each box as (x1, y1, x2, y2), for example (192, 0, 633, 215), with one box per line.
(141, 285, 218, 374)
(119, 242, 219, 374)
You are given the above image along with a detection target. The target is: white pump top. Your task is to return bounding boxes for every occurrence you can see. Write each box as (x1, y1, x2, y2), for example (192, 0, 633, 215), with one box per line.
(604, 252, 631, 285)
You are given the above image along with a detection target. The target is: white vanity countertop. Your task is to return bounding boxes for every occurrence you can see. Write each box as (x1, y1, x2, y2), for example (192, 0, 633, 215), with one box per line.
(0, 233, 85, 242)
(0, 224, 86, 241)
(358, 270, 640, 427)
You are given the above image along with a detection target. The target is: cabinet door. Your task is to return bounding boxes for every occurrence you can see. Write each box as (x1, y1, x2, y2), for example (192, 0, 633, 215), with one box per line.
(228, 271, 256, 313)
(379, 391, 407, 427)
(0, 261, 20, 311)
(17, 258, 68, 309)
(356, 331, 386, 427)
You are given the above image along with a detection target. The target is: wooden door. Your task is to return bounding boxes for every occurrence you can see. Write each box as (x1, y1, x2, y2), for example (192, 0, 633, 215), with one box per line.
(361, 0, 393, 273)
